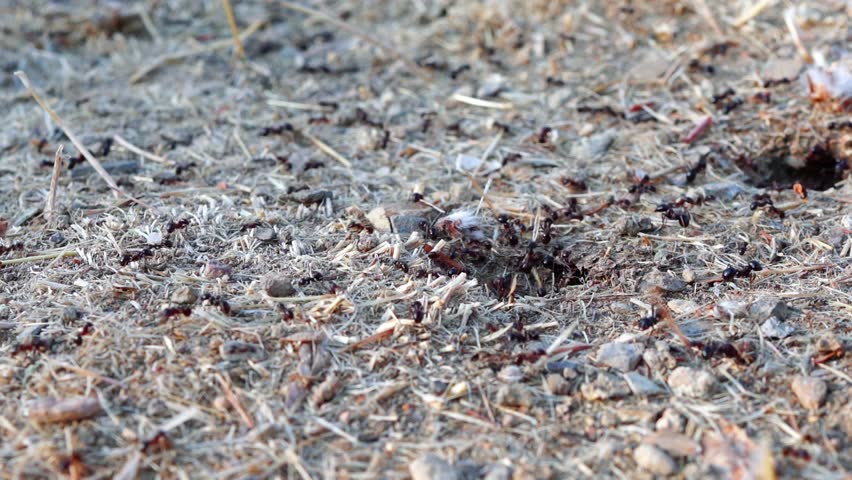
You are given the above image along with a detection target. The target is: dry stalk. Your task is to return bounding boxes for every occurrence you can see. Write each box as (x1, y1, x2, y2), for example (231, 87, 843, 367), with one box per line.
(221, 0, 245, 57)
(44, 144, 64, 222)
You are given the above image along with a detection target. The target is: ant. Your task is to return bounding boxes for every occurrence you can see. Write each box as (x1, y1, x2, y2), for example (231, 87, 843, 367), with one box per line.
(637, 309, 660, 330)
(201, 293, 231, 315)
(561, 177, 587, 192)
(686, 155, 709, 183)
(519, 241, 539, 273)
(491, 275, 513, 299)
(750, 193, 785, 217)
(158, 305, 192, 321)
(655, 202, 691, 227)
(697, 340, 743, 362)
(166, 218, 190, 235)
(720, 260, 763, 282)
(120, 248, 153, 266)
(410, 301, 424, 323)
(793, 182, 807, 199)
(628, 174, 656, 195)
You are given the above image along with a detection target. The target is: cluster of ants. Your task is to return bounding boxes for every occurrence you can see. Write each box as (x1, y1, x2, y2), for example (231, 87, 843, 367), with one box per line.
(119, 218, 190, 266)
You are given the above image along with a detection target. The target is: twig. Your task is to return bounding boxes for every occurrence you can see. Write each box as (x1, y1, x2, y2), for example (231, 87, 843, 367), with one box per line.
(222, 0, 245, 57)
(215, 373, 255, 429)
(342, 329, 394, 353)
(112, 134, 174, 165)
(783, 8, 813, 64)
(299, 130, 353, 168)
(14, 71, 152, 210)
(45, 144, 64, 222)
(274, 0, 430, 80)
(733, 0, 774, 27)
(129, 19, 265, 83)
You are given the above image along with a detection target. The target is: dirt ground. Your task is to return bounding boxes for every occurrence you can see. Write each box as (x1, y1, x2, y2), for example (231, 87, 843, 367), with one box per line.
(1, 0, 850, 478)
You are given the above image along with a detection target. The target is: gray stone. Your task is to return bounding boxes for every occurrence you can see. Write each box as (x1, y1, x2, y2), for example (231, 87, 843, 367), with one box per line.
(495, 384, 532, 409)
(624, 372, 665, 397)
(581, 373, 631, 401)
(668, 367, 715, 398)
(641, 270, 687, 293)
(409, 453, 460, 480)
(750, 297, 791, 321)
(264, 277, 295, 298)
(170, 286, 198, 304)
(760, 316, 794, 339)
(390, 215, 427, 234)
(701, 181, 749, 200)
(581, 130, 617, 158)
(497, 365, 524, 383)
(617, 216, 655, 236)
(634, 444, 676, 476)
(597, 342, 643, 372)
(482, 464, 512, 480)
(544, 374, 571, 395)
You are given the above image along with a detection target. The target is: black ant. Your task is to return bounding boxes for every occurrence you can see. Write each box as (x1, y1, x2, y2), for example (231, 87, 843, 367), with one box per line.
(637, 309, 660, 330)
(750, 193, 785, 218)
(655, 203, 690, 227)
(720, 260, 762, 282)
(538, 218, 553, 244)
(519, 241, 539, 273)
(410, 301, 424, 323)
(158, 305, 193, 321)
(201, 293, 231, 315)
(120, 248, 153, 266)
(491, 275, 513, 299)
(686, 155, 708, 183)
(166, 218, 190, 235)
(697, 340, 743, 362)
(561, 177, 587, 192)
(628, 174, 656, 194)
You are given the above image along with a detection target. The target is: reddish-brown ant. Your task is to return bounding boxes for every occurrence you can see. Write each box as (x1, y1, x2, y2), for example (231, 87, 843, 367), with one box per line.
(751, 193, 785, 217)
(686, 155, 708, 183)
(166, 218, 190, 234)
(637, 309, 660, 330)
(74, 322, 94, 345)
(158, 306, 192, 321)
(120, 248, 153, 266)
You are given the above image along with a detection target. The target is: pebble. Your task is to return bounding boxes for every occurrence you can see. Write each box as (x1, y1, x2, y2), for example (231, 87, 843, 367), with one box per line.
(391, 215, 427, 235)
(544, 374, 571, 395)
(749, 297, 791, 321)
(668, 367, 716, 398)
(700, 181, 749, 200)
(633, 444, 676, 476)
(641, 270, 687, 293)
(581, 373, 631, 401)
(409, 453, 460, 480)
(495, 384, 532, 409)
(760, 316, 794, 339)
(170, 286, 198, 305)
(617, 216, 655, 236)
(294, 189, 333, 205)
(581, 129, 617, 158)
(497, 365, 524, 383)
(60, 306, 81, 323)
(791, 376, 827, 410)
(366, 207, 392, 232)
(264, 277, 295, 298)
(253, 227, 277, 242)
(49, 231, 66, 245)
(624, 372, 664, 397)
(204, 259, 232, 279)
(481, 464, 512, 480)
(656, 408, 685, 432)
(596, 342, 643, 372)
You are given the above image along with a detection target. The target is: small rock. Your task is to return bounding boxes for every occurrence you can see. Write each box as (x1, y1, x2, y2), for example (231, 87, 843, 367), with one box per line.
(481, 464, 512, 480)
(264, 277, 295, 298)
(624, 372, 664, 397)
(49, 231, 66, 245)
(477, 73, 506, 98)
(617, 216, 655, 236)
(544, 374, 571, 395)
(219, 341, 266, 362)
(497, 365, 524, 383)
(390, 215, 427, 235)
(749, 297, 791, 321)
(633, 444, 676, 476)
(791, 376, 827, 410)
(580, 129, 617, 158)
(700, 181, 749, 200)
(455, 153, 482, 171)
(295, 190, 333, 205)
(682, 267, 696, 284)
(667, 299, 699, 315)
(760, 316, 794, 339)
(253, 227, 277, 242)
(668, 367, 715, 398)
(409, 453, 460, 480)
(60, 307, 81, 323)
(761, 57, 803, 84)
(495, 384, 532, 409)
(366, 207, 392, 232)
(170, 286, 198, 304)
(656, 408, 685, 432)
(204, 259, 232, 279)
(581, 373, 631, 401)
(596, 342, 643, 372)
(641, 270, 687, 293)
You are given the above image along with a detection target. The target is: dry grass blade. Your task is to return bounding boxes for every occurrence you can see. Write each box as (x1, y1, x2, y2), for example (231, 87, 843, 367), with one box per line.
(44, 144, 64, 222)
(214, 373, 255, 429)
(14, 71, 152, 210)
(221, 0, 245, 57)
(112, 134, 173, 165)
(26, 397, 103, 424)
